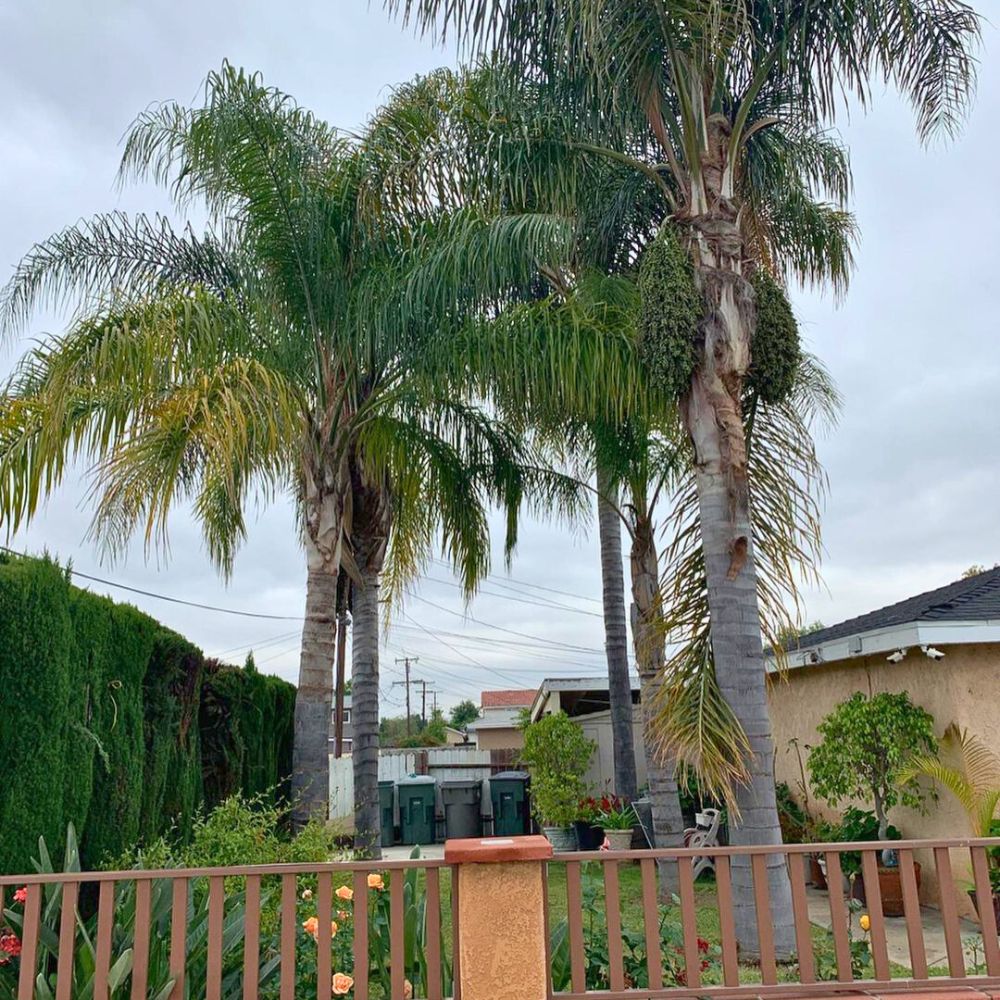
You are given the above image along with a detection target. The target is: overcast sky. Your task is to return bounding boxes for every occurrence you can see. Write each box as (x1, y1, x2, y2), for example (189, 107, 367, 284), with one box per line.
(2, 1, 998, 716)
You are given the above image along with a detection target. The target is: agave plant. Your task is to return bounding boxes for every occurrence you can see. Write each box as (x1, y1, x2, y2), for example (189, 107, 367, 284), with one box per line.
(0, 825, 276, 999)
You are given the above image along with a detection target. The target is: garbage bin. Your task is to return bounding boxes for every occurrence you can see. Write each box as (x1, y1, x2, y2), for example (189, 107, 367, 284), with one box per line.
(441, 780, 483, 839)
(397, 775, 437, 845)
(489, 771, 530, 836)
(378, 780, 396, 847)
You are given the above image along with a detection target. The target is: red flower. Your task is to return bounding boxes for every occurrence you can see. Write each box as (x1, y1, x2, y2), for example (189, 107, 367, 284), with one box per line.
(700, 959, 710, 971)
(12, 888, 27, 905)
(0, 934, 22, 957)
(697, 937, 710, 953)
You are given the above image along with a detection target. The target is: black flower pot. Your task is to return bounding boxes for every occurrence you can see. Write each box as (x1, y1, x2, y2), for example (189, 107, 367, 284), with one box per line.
(572, 821, 605, 851)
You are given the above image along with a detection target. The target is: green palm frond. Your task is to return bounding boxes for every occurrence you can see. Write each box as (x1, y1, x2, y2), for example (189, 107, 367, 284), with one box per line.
(651, 354, 840, 808)
(899, 723, 1000, 836)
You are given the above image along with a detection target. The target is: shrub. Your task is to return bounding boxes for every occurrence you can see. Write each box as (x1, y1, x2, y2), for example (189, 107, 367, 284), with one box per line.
(808, 691, 936, 841)
(520, 713, 595, 827)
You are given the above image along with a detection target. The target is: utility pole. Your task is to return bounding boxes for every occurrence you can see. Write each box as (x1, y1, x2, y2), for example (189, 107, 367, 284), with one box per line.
(393, 657, 418, 734)
(416, 680, 437, 724)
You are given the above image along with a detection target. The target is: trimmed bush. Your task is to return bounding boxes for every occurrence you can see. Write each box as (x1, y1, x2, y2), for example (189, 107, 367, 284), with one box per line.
(0, 553, 295, 874)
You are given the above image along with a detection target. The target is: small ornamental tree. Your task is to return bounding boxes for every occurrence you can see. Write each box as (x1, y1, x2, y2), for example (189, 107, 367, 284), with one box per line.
(808, 692, 937, 841)
(449, 700, 480, 729)
(520, 713, 595, 828)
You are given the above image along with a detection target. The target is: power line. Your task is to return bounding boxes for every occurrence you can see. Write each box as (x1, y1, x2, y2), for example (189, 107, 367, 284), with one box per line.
(0, 545, 304, 621)
(429, 557, 603, 605)
(405, 591, 605, 655)
(421, 575, 603, 618)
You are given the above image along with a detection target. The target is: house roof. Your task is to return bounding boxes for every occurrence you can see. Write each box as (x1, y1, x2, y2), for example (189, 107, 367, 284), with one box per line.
(480, 689, 536, 708)
(787, 566, 1000, 653)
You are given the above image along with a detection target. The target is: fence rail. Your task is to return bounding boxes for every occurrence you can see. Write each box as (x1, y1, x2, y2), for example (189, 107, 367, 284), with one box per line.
(546, 838, 1000, 999)
(0, 856, 457, 1000)
(3, 838, 999, 999)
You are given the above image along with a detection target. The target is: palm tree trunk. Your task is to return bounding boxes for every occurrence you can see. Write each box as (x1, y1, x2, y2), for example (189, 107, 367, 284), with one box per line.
(629, 503, 684, 898)
(597, 463, 639, 801)
(349, 465, 392, 857)
(351, 557, 382, 857)
(681, 113, 796, 959)
(292, 539, 339, 827)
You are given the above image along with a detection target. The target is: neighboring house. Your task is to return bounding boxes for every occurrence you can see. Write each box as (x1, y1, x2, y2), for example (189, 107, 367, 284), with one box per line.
(328, 694, 353, 755)
(767, 566, 1000, 917)
(529, 677, 646, 793)
(467, 689, 535, 750)
(443, 726, 470, 746)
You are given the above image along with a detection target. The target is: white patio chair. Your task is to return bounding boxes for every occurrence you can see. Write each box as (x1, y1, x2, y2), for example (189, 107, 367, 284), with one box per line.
(683, 808, 721, 879)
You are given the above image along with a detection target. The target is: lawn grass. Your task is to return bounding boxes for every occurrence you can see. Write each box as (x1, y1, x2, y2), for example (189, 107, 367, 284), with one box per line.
(430, 859, 873, 987)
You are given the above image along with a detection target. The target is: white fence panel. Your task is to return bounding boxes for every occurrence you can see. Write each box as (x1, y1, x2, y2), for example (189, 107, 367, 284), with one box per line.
(378, 752, 417, 782)
(329, 755, 354, 820)
(425, 747, 492, 783)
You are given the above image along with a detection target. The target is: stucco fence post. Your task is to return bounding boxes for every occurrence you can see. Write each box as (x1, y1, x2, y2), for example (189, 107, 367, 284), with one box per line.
(444, 834, 554, 1000)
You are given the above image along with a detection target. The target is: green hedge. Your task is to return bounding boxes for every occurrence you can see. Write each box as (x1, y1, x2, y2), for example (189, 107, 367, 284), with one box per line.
(0, 554, 295, 874)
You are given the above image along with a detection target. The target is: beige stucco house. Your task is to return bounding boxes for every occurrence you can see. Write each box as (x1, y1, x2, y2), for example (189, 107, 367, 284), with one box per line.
(767, 566, 1000, 917)
(468, 689, 535, 750)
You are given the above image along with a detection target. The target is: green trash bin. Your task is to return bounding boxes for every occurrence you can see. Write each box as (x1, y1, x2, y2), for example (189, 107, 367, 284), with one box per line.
(489, 771, 530, 836)
(378, 780, 396, 847)
(397, 775, 437, 845)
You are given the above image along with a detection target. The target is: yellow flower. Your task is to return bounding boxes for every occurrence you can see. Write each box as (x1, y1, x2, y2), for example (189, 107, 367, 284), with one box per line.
(332, 972, 354, 995)
(336, 885, 354, 902)
(367, 873, 384, 891)
(859, 914, 871, 932)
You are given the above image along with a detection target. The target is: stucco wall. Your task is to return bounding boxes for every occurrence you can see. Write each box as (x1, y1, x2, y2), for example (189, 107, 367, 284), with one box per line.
(475, 726, 525, 751)
(767, 642, 1000, 917)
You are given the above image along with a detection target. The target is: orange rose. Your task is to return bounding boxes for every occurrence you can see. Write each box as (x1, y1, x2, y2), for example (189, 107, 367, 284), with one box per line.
(367, 873, 384, 891)
(302, 917, 319, 938)
(301, 888, 314, 901)
(403, 978, 413, 999)
(332, 972, 354, 995)
(336, 885, 354, 901)
(337, 910, 350, 921)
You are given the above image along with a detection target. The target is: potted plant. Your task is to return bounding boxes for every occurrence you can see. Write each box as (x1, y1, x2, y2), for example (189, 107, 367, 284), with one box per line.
(899, 725, 1000, 928)
(520, 712, 595, 851)
(573, 797, 605, 851)
(598, 796, 637, 851)
(808, 691, 936, 916)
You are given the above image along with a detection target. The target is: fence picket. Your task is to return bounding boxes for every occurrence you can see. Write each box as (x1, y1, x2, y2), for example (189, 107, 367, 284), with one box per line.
(860, 850, 890, 980)
(55, 880, 78, 1000)
(933, 847, 966, 977)
(970, 846, 1000, 974)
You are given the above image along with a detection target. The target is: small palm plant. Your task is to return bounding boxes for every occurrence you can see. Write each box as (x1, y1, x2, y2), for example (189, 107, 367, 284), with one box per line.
(900, 724, 1000, 903)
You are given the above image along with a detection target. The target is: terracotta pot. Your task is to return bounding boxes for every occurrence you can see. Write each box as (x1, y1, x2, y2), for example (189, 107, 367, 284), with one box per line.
(969, 889, 1000, 934)
(864, 863, 920, 917)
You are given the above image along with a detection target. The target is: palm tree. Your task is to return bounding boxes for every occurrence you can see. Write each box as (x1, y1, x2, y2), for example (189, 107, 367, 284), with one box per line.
(0, 64, 572, 837)
(900, 725, 1000, 838)
(386, 0, 980, 954)
(596, 457, 639, 801)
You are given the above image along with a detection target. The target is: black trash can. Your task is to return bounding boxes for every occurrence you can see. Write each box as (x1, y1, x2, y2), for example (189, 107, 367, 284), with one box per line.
(489, 771, 530, 836)
(441, 779, 483, 839)
(397, 775, 437, 845)
(378, 779, 396, 847)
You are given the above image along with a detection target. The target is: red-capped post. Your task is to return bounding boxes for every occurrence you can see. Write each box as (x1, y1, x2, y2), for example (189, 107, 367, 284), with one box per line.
(444, 835, 553, 1000)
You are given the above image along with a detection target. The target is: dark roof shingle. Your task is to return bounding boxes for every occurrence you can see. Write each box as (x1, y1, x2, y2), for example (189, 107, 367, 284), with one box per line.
(789, 566, 1000, 652)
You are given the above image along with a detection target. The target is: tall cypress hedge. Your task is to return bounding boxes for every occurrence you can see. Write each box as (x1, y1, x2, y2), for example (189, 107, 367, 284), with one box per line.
(0, 554, 295, 874)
